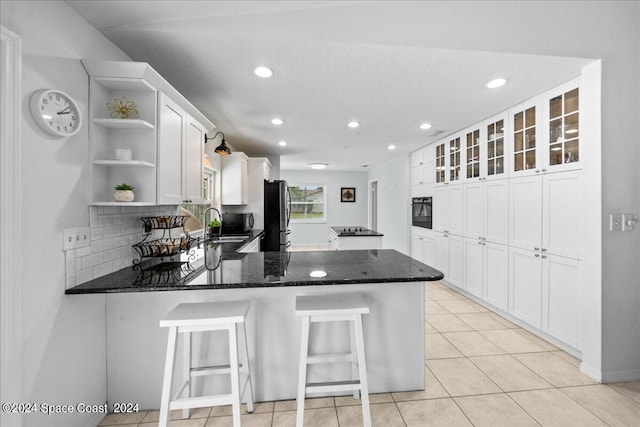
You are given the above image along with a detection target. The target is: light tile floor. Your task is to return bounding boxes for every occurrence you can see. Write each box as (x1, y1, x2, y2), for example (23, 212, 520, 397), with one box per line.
(98, 281, 640, 426)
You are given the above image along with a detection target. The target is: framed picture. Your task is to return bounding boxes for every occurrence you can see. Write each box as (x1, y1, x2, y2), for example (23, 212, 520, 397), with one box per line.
(341, 187, 356, 203)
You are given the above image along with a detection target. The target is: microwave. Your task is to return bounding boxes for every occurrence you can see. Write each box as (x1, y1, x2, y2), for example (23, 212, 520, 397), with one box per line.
(411, 197, 432, 229)
(221, 213, 254, 234)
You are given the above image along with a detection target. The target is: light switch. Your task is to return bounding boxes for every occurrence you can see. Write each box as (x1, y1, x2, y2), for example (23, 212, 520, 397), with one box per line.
(609, 214, 622, 232)
(63, 227, 91, 251)
(622, 214, 637, 231)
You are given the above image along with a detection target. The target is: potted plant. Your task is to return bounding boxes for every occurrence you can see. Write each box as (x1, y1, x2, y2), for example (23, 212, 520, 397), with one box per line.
(113, 183, 135, 202)
(207, 219, 222, 238)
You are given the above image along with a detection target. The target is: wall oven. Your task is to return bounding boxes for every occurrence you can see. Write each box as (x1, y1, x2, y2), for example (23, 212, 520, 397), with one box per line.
(412, 197, 432, 229)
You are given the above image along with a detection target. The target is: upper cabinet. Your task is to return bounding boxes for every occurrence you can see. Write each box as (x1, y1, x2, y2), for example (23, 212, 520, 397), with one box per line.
(156, 93, 206, 204)
(221, 152, 249, 205)
(82, 60, 214, 206)
(411, 145, 434, 196)
(545, 81, 580, 172)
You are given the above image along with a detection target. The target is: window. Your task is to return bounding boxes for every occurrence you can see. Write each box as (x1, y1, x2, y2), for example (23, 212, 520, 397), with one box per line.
(289, 185, 326, 223)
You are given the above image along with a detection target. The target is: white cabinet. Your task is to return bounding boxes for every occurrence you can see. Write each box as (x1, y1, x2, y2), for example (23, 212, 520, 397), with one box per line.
(329, 229, 382, 250)
(434, 183, 464, 236)
(411, 227, 435, 266)
(509, 247, 582, 347)
(246, 157, 272, 229)
(509, 247, 543, 327)
(411, 145, 435, 197)
(434, 231, 463, 287)
(464, 238, 509, 309)
(221, 152, 249, 205)
(83, 60, 214, 206)
(542, 254, 582, 348)
(238, 236, 260, 253)
(510, 170, 582, 259)
(464, 178, 508, 245)
(157, 93, 205, 205)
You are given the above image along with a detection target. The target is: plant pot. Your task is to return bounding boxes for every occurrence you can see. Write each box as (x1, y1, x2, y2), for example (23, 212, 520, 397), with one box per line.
(208, 227, 221, 238)
(114, 190, 135, 202)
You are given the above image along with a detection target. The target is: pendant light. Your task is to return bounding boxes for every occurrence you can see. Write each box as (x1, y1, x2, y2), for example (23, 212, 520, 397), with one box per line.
(204, 131, 231, 156)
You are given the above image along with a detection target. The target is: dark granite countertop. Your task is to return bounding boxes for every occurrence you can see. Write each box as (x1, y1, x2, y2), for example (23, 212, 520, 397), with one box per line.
(66, 243, 443, 294)
(330, 226, 384, 237)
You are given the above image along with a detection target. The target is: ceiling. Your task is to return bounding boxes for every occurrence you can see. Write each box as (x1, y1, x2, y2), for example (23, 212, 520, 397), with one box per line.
(67, 1, 594, 171)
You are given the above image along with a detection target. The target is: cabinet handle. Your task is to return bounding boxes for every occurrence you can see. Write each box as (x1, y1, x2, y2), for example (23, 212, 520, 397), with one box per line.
(534, 247, 540, 251)
(542, 168, 547, 172)
(541, 248, 547, 252)
(542, 255, 547, 259)
(535, 170, 540, 173)
(478, 241, 483, 245)
(535, 254, 540, 257)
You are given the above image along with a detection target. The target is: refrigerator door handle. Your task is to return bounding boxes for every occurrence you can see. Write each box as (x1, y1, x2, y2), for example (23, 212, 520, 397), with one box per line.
(286, 186, 291, 227)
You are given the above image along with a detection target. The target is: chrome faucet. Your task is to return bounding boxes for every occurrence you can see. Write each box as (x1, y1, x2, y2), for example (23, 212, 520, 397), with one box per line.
(202, 206, 222, 237)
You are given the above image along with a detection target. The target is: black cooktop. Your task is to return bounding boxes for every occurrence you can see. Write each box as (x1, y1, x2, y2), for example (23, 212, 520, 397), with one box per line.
(331, 226, 384, 237)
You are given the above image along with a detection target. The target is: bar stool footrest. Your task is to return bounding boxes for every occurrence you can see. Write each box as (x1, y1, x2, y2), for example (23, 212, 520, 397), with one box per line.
(306, 379, 361, 394)
(306, 352, 354, 364)
(169, 394, 233, 410)
(190, 363, 244, 377)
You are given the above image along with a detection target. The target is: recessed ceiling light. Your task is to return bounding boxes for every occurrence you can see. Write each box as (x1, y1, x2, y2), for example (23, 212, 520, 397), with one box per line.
(347, 121, 360, 128)
(419, 123, 432, 130)
(387, 144, 397, 150)
(278, 140, 287, 146)
(309, 163, 328, 169)
(254, 66, 273, 78)
(309, 270, 327, 278)
(271, 118, 283, 125)
(486, 78, 507, 89)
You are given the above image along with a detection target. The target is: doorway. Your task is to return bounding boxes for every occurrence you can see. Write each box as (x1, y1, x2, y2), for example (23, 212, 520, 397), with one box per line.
(369, 179, 378, 231)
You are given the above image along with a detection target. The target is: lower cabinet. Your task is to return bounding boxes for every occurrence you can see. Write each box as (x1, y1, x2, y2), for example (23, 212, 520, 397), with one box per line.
(464, 239, 509, 310)
(411, 229, 435, 266)
(434, 232, 463, 287)
(509, 247, 582, 347)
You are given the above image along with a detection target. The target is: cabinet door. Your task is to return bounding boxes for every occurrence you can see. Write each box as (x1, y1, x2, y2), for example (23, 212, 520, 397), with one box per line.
(447, 234, 464, 289)
(221, 153, 248, 205)
(509, 175, 542, 251)
(509, 247, 542, 327)
(542, 170, 582, 259)
(542, 254, 581, 349)
(423, 235, 435, 266)
(544, 82, 580, 172)
(484, 242, 509, 311)
(433, 186, 449, 233)
(448, 184, 464, 236)
(157, 93, 186, 205)
(464, 181, 484, 240)
(411, 166, 425, 187)
(484, 179, 509, 245)
(434, 232, 449, 278)
(411, 235, 425, 262)
(463, 238, 484, 298)
(510, 99, 541, 177)
(411, 148, 425, 168)
(184, 117, 205, 204)
(484, 115, 508, 180)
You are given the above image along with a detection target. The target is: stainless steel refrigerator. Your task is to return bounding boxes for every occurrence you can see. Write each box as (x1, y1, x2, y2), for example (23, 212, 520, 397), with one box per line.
(263, 180, 291, 251)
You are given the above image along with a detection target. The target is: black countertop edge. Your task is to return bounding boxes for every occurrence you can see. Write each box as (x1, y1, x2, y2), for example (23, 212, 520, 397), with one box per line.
(65, 248, 444, 295)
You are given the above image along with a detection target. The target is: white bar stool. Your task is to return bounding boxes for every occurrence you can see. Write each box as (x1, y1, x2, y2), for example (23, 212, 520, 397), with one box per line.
(295, 293, 371, 427)
(159, 301, 254, 427)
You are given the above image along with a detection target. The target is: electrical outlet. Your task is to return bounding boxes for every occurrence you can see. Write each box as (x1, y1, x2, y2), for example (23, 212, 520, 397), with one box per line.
(63, 227, 91, 251)
(622, 214, 637, 231)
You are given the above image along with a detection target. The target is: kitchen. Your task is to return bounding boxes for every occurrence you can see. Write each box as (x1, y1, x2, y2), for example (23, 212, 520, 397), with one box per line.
(1, 1, 639, 427)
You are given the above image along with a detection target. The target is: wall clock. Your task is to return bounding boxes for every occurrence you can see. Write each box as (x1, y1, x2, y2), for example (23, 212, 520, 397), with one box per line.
(29, 89, 81, 137)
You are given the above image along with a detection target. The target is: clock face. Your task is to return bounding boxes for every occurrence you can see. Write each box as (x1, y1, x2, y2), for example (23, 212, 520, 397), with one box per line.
(30, 89, 81, 137)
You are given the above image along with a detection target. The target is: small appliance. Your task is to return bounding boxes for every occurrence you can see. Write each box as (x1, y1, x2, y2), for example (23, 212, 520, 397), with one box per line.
(221, 212, 254, 234)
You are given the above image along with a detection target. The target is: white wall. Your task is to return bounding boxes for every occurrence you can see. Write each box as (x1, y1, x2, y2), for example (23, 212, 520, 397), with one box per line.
(280, 170, 369, 246)
(368, 155, 411, 255)
(0, 1, 131, 426)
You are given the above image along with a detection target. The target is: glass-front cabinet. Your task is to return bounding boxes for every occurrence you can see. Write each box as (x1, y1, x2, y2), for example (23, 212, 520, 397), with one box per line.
(465, 128, 481, 180)
(449, 136, 462, 182)
(548, 85, 579, 169)
(486, 118, 506, 178)
(510, 98, 541, 177)
(435, 141, 447, 184)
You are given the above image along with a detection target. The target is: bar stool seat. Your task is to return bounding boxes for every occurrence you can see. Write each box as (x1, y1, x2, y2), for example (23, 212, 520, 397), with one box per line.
(295, 293, 371, 427)
(159, 301, 254, 427)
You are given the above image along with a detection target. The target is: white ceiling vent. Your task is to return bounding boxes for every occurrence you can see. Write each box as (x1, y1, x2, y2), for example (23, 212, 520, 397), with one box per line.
(428, 130, 445, 138)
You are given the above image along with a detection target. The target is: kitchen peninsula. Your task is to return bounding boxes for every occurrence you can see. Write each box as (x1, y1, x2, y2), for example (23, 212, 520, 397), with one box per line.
(66, 245, 443, 408)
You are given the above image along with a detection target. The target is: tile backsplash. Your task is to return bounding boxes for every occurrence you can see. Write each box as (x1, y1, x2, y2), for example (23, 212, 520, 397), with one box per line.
(65, 205, 180, 289)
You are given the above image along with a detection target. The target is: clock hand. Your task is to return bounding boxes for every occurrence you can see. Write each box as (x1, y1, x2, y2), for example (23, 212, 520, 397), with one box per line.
(57, 106, 72, 114)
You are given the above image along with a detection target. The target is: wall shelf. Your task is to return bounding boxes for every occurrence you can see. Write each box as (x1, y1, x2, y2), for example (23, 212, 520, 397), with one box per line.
(93, 118, 155, 129)
(93, 160, 155, 168)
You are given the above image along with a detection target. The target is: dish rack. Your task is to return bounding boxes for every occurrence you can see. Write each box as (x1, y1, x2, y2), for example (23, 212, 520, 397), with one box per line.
(132, 215, 195, 264)
(132, 262, 196, 286)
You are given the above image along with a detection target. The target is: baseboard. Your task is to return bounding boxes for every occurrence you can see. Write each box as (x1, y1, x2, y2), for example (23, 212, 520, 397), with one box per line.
(600, 368, 640, 383)
(579, 363, 603, 383)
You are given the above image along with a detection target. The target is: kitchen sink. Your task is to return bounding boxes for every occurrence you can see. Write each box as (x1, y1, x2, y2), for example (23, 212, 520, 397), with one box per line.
(209, 234, 250, 243)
